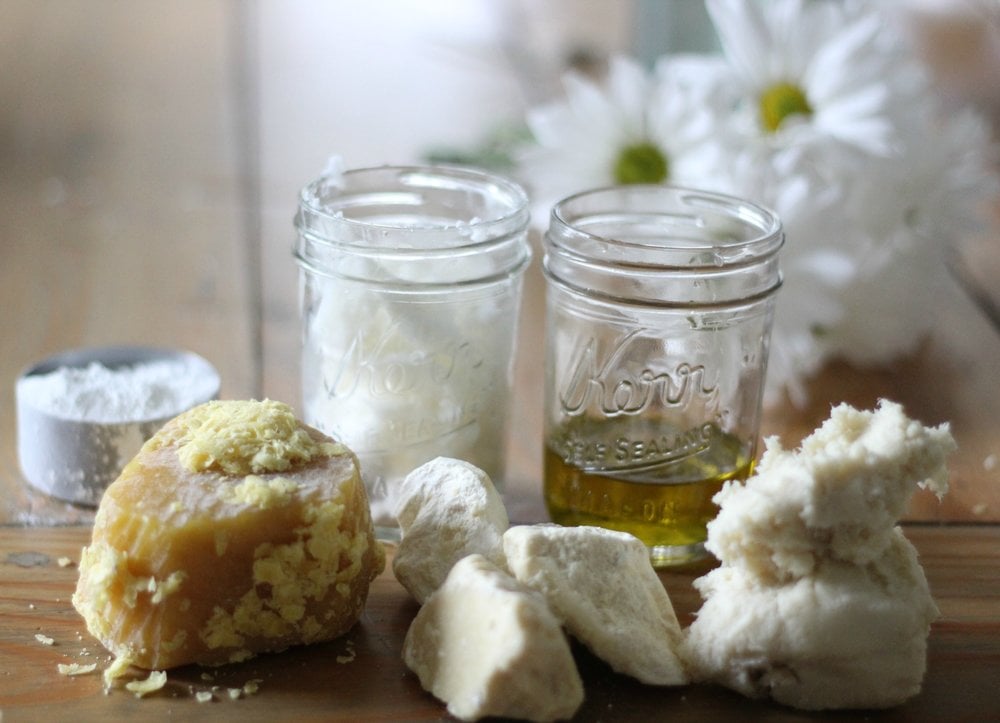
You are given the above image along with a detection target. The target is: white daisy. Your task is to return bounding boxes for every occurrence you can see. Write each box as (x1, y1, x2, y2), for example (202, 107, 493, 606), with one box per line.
(828, 103, 1000, 365)
(699, 0, 1000, 400)
(519, 54, 720, 215)
(705, 0, 907, 160)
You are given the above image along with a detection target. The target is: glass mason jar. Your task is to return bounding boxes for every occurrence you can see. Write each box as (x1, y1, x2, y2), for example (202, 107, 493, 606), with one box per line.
(294, 165, 531, 538)
(542, 185, 783, 566)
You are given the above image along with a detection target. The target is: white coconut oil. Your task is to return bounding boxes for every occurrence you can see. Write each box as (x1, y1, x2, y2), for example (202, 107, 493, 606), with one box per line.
(294, 165, 531, 535)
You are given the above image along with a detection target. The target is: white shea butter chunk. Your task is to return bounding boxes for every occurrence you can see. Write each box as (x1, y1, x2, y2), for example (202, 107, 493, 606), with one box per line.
(707, 399, 956, 581)
(402, 554, 584, 722)
(503, 524, 687, 686)
(393, 457, 509, 604)
(685, 529, 938, 710)
(686, 400, 956, 710)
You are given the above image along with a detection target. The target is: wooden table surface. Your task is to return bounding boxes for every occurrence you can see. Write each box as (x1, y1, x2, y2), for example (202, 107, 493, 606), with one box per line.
(1, 2, 999, 720)
(0, 525, 996, 723)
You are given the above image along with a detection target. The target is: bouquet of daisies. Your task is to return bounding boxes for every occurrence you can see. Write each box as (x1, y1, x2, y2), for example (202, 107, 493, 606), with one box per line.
(517, 0, 999, 406)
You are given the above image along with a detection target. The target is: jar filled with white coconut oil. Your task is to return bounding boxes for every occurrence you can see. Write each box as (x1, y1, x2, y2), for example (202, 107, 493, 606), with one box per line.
(294, 165, 531, 537)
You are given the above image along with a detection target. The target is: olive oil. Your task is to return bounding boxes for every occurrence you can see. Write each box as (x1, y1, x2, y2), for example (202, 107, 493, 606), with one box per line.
(543, 419, 753, 565)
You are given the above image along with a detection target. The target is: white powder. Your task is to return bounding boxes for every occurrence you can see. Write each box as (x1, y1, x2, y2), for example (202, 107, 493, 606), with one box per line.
(18, 357, 219, 423)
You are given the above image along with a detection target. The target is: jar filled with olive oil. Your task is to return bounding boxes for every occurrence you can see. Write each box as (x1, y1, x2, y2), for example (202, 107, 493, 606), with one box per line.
(543, 186, 783, 566)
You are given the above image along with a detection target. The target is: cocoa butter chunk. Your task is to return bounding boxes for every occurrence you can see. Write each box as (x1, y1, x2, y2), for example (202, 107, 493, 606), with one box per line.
(503, 524, 688, 686)
(403, 554, 583, 722)
(393, 457, 509, 604)
(72, 399, 385, 670)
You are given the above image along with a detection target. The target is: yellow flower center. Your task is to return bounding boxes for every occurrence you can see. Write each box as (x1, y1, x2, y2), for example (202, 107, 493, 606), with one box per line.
(759, 82, 813, 133)
(613, 142, 669, 184)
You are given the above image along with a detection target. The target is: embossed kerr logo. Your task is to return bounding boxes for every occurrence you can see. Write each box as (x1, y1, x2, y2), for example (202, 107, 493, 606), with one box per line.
(323, 320, 482, 400)
(320, 320, 484, 450)
(559, 331, 719, 417)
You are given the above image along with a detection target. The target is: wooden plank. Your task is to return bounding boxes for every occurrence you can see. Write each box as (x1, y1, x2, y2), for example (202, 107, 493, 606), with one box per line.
(0, 524, 997, 721)
(0, 1, 255, 525)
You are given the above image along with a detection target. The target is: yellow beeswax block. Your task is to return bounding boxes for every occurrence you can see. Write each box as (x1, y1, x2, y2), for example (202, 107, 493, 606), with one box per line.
(72, 399, 385, 670)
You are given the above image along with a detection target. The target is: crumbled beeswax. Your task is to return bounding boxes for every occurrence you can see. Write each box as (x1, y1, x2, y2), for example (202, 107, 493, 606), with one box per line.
(72, 399, 385, 670)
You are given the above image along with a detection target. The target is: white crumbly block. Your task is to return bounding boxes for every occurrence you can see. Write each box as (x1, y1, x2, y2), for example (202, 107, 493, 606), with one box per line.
(686, 400, 955, 710)
(402, 554, 584, 722)
(706, 399, 956, 581)
(685, 529, 938, 710)
(393, 458, 509, 604)
(503, 524, 687, 686)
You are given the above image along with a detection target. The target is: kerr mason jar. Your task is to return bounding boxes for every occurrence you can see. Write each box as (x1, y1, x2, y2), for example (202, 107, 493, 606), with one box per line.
(543, 185, 783, 566)
(294, 165, 531, 538)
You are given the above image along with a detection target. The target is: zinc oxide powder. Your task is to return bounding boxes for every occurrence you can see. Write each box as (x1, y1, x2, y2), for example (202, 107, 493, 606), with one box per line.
(18, 358, 219, 423)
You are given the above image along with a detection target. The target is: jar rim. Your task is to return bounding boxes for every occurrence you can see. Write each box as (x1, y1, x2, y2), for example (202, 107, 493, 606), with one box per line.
(548, 184, 783, 268)
(296, 164, 530, 253)
(544, 184, 783, 307)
